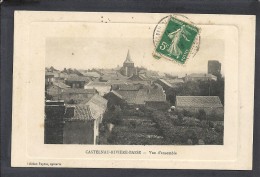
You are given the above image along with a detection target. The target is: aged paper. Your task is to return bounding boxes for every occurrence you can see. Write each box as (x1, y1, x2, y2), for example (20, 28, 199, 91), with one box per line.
(11, 11, 255, 170)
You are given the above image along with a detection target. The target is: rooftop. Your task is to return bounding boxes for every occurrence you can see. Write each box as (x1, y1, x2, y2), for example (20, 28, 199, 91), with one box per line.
(81, 94, 108, 107)
(176, 96, 223, 108)
(187, 73, 217, 78)
(80, 71, 101, 78)
(53, 82, 70, 89)
(66, 104, 94, 121)
(66, 75, 90, 82)
(112, 85, 166, 104)
(86, 81, 111, 87)
(62, 88, 97, 94)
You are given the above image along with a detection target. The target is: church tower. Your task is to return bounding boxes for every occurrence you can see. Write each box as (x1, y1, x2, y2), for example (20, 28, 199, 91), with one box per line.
(121, 50, 135, 77)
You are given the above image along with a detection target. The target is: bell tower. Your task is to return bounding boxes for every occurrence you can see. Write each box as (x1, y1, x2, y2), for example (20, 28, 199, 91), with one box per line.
(121, 50, 135, 77)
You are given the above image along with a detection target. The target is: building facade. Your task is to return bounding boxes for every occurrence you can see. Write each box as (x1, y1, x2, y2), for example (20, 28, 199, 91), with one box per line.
(45, 101, 101, 145)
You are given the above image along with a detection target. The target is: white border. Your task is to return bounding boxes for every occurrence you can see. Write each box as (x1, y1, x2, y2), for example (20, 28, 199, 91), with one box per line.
(11, 11, 255, 170)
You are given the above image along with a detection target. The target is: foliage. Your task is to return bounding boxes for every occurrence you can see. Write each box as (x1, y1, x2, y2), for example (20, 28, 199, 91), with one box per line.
(177, 111, 184, 122)
(182, 109, 193, 117)
(197, 109, 207, 120)
(214, 123, 224, 133)
(99, 106, 224, 145)
(61, 67, 83, 76)
(183, 129, 198, 144)
(149, 108, 223, 145)
(165, 78, 225, 105)
(103, 105, 122, 125)
(207, 110, 224, 121)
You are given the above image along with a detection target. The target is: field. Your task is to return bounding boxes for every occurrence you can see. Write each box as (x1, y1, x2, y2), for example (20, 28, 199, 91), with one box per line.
(98, 106, 224, 145)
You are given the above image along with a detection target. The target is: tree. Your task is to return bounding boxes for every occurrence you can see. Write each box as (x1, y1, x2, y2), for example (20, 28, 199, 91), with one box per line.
(103, 105, 122, 125)
(197, 109, 206, 120)
(165, 88, 176, 104)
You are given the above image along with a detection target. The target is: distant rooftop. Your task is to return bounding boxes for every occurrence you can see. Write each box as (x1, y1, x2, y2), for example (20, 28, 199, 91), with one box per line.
(62, 88, 97, 94)
(176, 96, 223, 108)
(53, 82, 70, 89)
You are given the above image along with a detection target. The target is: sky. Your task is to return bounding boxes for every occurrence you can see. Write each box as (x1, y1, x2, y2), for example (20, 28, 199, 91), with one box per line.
(45, 23, 225, 76)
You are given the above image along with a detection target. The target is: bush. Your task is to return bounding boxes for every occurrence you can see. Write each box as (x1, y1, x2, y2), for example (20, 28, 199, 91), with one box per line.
(215, 124, 224, 133)
(182, 117, 200, 127)
(103, 106, 123, 125)
(182, 109, 192, 117)
(177, 111, 184, 122)
(208, 110, 224, 121)
(208, 121, 214, 128)
(197, 109, 207, 120)
(129, 120, 137, 128)
(107, 132, 117, 144)
(184, 129, 198, 144)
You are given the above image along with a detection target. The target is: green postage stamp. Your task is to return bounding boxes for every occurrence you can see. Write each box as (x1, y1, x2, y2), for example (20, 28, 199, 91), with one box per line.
(154, 15, 200, 64)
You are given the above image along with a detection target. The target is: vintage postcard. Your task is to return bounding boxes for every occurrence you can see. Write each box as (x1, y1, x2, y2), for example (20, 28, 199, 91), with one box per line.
(11, 11, 255, 170)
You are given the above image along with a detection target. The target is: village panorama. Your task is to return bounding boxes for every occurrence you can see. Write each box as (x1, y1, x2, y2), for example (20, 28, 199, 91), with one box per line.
(45, 50, 224, 145)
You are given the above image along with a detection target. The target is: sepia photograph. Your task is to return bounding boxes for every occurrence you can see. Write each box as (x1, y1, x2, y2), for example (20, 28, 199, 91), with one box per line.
(44, 19, 225, 145)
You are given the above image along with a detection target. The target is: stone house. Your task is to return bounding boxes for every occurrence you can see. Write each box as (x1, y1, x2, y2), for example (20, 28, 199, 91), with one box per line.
(63, 104, 99, 144)
(81, 94, 108, 123)
(65, 75, 90, 88)
(44, 100, 101, 144)
(46, 82, 70, 99)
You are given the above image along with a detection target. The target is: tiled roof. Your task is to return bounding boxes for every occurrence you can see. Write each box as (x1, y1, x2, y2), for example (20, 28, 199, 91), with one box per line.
(112, 85, 166, 104)
(101, 72, 128, 81)
(86, 81, 111, 87)
(80, 71, 101, 78)
(187, 73, 216, 78)
(118, 84, 141, 91)
(53, 82, 70, 89)
(116, 90, 138, 104)
(107, 80, 128, 85)
(176, 96, 223, 108)
(158, 79, 173, 88)
(66, 75, 90, 82)
(128, 74, 149, 81)
(110, 90, 123, 99)
(135, 89, 148, 104)
(166, 78, 184, 84)
(68, 104, 94, 121)
(63, 88, 97, 94)
(147, 87, 166, 102)
(81, 94, 108, 108)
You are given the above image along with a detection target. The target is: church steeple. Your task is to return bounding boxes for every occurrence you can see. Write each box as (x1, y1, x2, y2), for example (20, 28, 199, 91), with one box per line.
(124, 50, 133, 64)
(121, 50, 135, 77)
